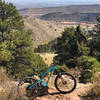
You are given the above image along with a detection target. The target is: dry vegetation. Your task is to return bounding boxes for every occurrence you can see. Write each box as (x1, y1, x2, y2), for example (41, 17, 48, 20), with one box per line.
(39, 53, 81, 81)
(0, 55, 99, 100)
(0, 68, 18, 100)
(90, 73, 100, 99)
(0, 67, 8, 82)
(24, 16, 65, 46)
(39, 53, 56, 65)
(0, 67, 99, 100)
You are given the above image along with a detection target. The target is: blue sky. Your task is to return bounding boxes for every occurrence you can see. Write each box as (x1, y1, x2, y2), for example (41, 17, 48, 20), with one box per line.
(5, 0, 100, 8)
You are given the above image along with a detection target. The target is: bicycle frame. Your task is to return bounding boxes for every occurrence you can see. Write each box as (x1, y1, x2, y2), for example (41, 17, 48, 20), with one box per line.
(29, 65, 57, 89)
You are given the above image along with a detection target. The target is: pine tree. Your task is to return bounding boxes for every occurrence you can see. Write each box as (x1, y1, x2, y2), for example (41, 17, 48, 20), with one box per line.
(0, 0, 47, 78)
(54, 26, 89, 68)
(0, 0, 24, 42)
(89, 17, 100, 61)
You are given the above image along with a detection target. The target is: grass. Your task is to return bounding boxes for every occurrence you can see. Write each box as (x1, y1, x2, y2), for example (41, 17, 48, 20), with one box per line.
(0, 67, 8, 82)
(92, 73, 100, 95)
(0, 54, 99, 100)
(0, 67, 19, 100)
(86, 72, 100, 100)
(0, 86, 18, 100)
(39, 53, 56, 65)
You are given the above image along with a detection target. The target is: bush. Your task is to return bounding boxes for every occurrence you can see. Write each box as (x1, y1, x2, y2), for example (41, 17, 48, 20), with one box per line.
(56, 64, 68, 72)
(34, 39, 57, 53)
(14, 54, 48, 78)
(92, 73, 100, 97)
(78, 56, 100, 83)
(87, 73, 100, 99)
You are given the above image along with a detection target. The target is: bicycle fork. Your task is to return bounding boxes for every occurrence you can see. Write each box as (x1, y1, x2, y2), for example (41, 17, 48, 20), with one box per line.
(58, 72, 66, 84)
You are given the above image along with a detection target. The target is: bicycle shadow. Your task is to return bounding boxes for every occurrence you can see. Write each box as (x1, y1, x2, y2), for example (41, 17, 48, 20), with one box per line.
(38, 90, 62, 97)
(45, 91, 61, 96)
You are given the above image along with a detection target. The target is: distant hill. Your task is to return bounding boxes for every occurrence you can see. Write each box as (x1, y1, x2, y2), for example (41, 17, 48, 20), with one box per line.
(23, 16, 65, 46)
(19, 5, 100, 23)
(20, 5, 100, 46)
(40, 12, 100, 23)
(19, 5, 100, 14)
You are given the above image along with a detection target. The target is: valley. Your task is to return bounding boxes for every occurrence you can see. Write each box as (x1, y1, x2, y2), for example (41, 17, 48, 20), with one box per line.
(19, 5, 100, 23)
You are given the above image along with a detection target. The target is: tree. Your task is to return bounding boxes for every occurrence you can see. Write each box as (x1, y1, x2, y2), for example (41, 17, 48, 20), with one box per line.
(0, 0, 47, 78)
(34, 39, 57, 53)
(89, 17, 100, 61)
(0, 0, 24, 42)
(54, 26, 89, 68)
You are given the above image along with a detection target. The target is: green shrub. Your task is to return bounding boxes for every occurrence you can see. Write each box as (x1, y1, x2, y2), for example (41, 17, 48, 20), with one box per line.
(56, 64, 68, 72)
(78, 56, 100, 83)
(14, 54, 48, 78)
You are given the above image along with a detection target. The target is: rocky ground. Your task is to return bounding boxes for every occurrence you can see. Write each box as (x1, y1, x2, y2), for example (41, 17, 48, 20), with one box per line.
(0, 80, 93, 100)
(34, 83, 92, 100)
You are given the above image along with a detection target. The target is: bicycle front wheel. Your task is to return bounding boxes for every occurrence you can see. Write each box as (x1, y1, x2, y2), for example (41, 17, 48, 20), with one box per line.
(55, 72, 76, 94)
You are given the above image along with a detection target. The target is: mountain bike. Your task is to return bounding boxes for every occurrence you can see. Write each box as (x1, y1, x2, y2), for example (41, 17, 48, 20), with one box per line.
(17, 62, 77, 99)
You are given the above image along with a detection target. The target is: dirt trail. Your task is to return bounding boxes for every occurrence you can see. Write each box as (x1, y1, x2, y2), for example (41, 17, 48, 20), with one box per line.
(0, 81, 92, 100)
(35, 83, 92, 100)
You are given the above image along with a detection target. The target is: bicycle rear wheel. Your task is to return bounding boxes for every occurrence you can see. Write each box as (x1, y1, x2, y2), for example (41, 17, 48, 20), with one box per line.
(17, 77, 39, 100)
(55, 72, 76, 94)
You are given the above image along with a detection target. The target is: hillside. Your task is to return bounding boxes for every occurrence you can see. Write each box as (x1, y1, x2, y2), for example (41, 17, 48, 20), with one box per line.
(19, 5, 100, 23)
(40, 12, 100, 23)
(23, 16, 65, 46)
(19, 5, 100, 15)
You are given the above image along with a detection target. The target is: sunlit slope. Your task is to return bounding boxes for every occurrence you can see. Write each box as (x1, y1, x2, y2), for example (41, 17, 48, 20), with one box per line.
(24, 16, 64, 46)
